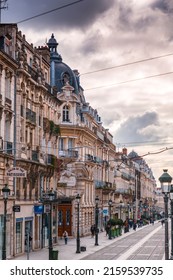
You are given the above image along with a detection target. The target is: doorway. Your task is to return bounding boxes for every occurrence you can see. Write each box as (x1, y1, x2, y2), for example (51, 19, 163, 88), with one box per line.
(58, 203, 72, 237)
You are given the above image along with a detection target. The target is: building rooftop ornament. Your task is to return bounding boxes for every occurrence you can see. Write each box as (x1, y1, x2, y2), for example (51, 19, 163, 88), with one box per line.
(47, 33, 79, 94)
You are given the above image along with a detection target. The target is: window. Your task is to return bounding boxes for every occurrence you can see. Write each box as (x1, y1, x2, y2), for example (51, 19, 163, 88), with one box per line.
(63, 105, 70, 122)
(62, 72, 70, 85)
(66, 210, 70, 226)
(68, 138, 73, 156)
(45, 72, 48, 82)
(59, 138, 64, 151)
(5, 72, 11, 99)
(58, 210, 63, 225)
(30, 58, 33, 67)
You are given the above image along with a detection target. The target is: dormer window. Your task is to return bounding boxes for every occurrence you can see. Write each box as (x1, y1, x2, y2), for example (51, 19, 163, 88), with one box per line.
(62, 72, 70, 86)
(63, 105, 70, 122)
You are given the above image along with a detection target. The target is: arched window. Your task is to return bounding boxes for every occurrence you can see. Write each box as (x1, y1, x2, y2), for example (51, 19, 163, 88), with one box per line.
(63, 105, 70, 122)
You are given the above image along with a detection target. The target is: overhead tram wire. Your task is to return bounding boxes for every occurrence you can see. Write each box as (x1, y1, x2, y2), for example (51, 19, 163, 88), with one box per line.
(116, 140, 173, 147)
(16, 0, 85, 24)
(84, 70, 173, 91)
(80, 52, 173, 76)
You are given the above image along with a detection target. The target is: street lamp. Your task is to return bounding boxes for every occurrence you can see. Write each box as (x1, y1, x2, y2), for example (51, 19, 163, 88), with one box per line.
(48, 189, 55, 260)
(127, 202, 130, 219)
(135, 173, 138, 221)
(170, 185, 173, 260)
(2, 184, 10, 260)
(159, 169, 172, 260)
(119, 200, 124, 220)
(108, 199, 112, 240)
(76, 193, 81, 253)
(95, 196, 99, 246)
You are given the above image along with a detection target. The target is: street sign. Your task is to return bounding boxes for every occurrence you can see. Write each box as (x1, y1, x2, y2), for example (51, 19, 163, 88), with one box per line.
(13, 205, 21, 212)
(103, 208, 108, 216)
(6, 167, 27, 177)
(44, 204, 50, 213)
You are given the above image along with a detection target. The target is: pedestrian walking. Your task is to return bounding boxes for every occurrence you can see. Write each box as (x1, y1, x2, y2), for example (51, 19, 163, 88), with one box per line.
(105, 224, 111, 236)
(133, 221, 137, 231)
(90, 225, 95, 237)
(161, 219, 164, 226)
(124, 219, 129, 233)
(62, 230, 68, 244)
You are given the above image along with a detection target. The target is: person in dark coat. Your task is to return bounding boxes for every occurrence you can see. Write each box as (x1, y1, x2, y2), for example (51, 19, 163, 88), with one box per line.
(90, 225, 95, 237)
(105, 223, 111, 236)
(133, 220, 137, 231)
(62, 231, 68, 244)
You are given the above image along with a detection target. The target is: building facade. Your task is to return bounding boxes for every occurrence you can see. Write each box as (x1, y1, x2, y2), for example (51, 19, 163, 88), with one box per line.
(0, 25, 159, 259)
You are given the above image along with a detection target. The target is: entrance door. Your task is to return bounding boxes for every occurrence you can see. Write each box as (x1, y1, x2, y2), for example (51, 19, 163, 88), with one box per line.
(58, 204, 72, 237)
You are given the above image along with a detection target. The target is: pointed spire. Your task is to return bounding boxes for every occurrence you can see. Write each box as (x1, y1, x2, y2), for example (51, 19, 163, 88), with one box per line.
(47, 33, 62, 62)
(47, 33, 58, 53)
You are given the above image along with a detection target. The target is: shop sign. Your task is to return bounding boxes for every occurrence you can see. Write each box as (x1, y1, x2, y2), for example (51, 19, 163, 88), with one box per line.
(34, 205, 43, 214)
(6, 167, 27, 177)
(13, 205, 21, 212)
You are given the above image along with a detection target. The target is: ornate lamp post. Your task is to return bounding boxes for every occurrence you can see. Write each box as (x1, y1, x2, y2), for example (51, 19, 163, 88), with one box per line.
(108, 199, 112, 240)
(95, 196, 99, 246)
(127, 202, 130, 219)
(159, 169, 172, 260)
(76, 194, 81, 253)
(2, 184, 10, 260)
(48, 189, 55, 260)
(170, 185, 173, 260)
(119, 200, 124, 220)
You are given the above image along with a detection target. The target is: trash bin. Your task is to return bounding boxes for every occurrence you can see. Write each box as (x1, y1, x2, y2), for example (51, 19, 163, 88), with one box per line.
(80, 246, 86, 252)
(51, 250, 59, 260)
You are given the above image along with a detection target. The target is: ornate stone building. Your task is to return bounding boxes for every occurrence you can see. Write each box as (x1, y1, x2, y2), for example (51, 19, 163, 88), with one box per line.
(45, 34, 117, 237)
(0, 37, 18, 259)
(0, 25, 158, 259)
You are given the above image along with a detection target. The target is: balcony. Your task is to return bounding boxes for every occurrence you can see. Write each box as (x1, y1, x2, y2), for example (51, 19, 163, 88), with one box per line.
(95, 181, 115, 194)
(45, 82, 52, 94)
(5, 97, 12, 106)
(85, 154, 94, 161)
(58, 149, 78, 159)
(28, 65, 38, 81)
(47, 154, 55, 165)
(26, 108, 36, 124)
(95, 180, 105, 188)
(121, 172, 131, 181)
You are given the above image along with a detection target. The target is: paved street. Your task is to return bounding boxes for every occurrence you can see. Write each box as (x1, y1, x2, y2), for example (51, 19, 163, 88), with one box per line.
(11, 220, 169, 261)
(82, 221, 165, 260)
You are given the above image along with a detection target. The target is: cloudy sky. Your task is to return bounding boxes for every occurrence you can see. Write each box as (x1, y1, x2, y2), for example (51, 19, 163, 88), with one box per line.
(2, 0, 173, 184)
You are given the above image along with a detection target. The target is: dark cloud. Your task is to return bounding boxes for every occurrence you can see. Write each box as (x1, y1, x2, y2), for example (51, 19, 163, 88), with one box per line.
(118, 4, 132, 27)
(116, 3, 155, 32)
(4, 0, 115, 31)
(114, 111, 160, 143)
(80, 31, 103, 55)
(151, 0, 173, 14)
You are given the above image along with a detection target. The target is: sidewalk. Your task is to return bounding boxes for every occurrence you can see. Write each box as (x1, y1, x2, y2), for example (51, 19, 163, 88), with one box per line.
(12, 225, 150, 260)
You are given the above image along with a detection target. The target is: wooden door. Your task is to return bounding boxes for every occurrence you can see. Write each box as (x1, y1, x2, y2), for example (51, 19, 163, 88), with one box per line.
(58, 204, 72, 237)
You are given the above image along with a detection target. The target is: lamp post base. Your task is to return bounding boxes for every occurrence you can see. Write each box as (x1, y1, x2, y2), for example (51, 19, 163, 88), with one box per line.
(76, 238, 81, 253)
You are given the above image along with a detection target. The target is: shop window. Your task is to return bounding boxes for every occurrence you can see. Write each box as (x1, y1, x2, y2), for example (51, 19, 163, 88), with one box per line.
(16, 222, 22, 254)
